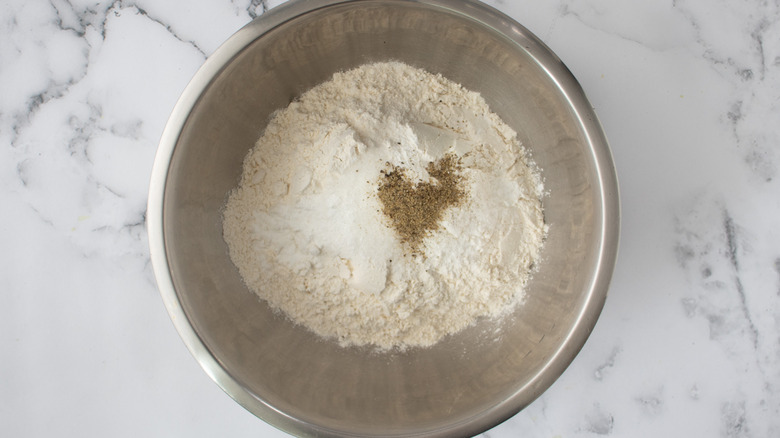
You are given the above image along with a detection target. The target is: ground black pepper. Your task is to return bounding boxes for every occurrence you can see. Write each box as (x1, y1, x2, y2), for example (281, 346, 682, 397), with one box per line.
(377, 153, 466, 254)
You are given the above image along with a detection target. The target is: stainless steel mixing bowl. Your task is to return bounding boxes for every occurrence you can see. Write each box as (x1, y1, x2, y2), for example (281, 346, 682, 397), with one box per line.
(148, 0, 619, 436)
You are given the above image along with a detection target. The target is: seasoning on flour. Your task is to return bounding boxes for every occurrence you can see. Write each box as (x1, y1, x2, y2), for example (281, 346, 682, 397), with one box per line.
(222, 61, 547, 350)
(378, 153, 466, 254)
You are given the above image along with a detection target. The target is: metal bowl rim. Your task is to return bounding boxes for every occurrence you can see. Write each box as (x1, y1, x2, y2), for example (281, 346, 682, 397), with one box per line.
(147, 0, 620, 436)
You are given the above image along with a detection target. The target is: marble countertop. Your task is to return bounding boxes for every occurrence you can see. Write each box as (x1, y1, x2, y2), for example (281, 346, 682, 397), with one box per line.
(2, 0, 779, 436)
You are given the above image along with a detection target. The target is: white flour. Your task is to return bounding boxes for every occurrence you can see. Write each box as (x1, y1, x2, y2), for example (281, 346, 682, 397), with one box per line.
(223, 62, 546, 349)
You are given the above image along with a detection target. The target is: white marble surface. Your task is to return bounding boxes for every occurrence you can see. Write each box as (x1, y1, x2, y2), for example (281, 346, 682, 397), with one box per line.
(2, 0, 779, 436)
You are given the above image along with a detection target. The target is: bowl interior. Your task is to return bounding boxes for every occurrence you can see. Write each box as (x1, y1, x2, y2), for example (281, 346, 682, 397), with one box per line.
(161, 1, 613, 436)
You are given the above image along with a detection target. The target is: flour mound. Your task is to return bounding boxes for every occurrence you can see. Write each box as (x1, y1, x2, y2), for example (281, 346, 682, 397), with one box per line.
(223, 62, 546, 350)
